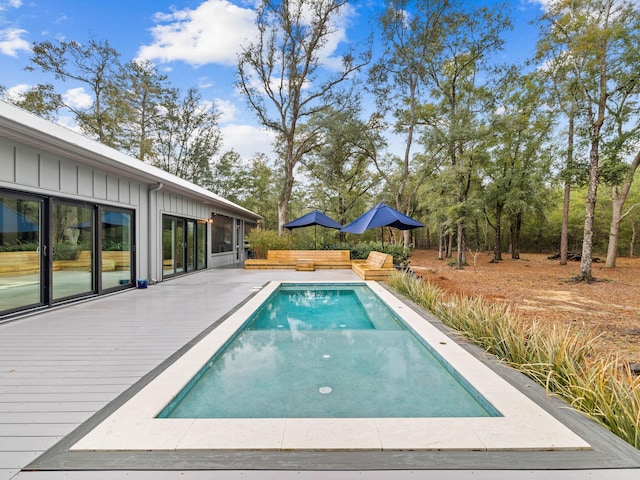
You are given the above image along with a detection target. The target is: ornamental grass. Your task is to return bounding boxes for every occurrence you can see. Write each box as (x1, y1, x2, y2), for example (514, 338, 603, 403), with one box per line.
(388, 271, 640, 450)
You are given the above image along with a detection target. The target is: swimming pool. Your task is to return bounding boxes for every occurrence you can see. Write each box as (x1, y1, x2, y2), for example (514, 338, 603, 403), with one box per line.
(71, 281, 590, 451)
(158, 284, 498, 419)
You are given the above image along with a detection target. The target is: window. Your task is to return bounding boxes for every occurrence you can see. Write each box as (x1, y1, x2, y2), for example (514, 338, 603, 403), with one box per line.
(211, 214, 233, 253)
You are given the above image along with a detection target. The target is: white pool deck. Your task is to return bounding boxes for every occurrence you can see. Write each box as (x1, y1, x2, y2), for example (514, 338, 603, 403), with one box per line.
(1, 266, 640, 479)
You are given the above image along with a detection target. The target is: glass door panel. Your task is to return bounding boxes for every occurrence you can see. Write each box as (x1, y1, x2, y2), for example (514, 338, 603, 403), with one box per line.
(186, 220, 196, 271)
(162, 217, 175, 276)
(101, 209, 132, 290)
(52, 202, 94, 301)
(175, 218, 185, 273)
(196, 222, 207, 269)
(0, 195, 42, 313)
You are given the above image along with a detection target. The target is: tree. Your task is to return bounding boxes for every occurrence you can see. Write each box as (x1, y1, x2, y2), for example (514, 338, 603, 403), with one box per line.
(119, 60, 175, 163)
(302, 107, 384, 234)
(236, 0, 370, 234)
(484, 69, 554, 262)
(5, 83, 62, 121)
(151, 87, 222, 188)
(603, 152, 640, 266)
(26, 36, 125, 147)
(535, 26, 589, 265)
(539, 0, 640, 280)
(369, 0, 449, 247)
(423, 2, 510, 268)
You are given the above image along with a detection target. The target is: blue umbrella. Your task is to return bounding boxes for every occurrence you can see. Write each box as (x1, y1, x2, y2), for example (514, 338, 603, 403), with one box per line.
(341, 202, 423, 247)
(0, 202, 39, 233)
(75, 211, 131, 230)
(284, 209, 342, 249)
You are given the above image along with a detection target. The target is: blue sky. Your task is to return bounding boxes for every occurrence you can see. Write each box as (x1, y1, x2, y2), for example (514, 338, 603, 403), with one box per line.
(0, 0, 546, 161)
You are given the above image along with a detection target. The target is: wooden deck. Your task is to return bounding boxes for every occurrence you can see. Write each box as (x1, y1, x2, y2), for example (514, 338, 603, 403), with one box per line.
(1, 267, 639, 479)
(0, 268, 357, 480)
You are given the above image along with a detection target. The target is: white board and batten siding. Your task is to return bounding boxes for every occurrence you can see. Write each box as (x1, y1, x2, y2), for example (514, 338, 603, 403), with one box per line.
(0, 101, 261, 281)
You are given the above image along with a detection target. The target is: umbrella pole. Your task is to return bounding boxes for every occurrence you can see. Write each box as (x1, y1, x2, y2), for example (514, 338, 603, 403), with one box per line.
(381, 226, 384, 250)
(314, 224, 317, 250)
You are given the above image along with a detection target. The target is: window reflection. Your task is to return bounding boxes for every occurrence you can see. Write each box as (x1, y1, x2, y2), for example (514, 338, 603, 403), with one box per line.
(211, 214, 233, 253)
(0, 195, 41, 312)
(101, 210, 132, 290)
(52, 202, 94, 300)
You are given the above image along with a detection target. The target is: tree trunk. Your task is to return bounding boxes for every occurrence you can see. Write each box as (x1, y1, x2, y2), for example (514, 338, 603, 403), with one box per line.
(605, 186, 623, 267)
(447, 232, 453, 258)
(493, 201, 503, 262)
(579, 138, 599, 281)
(630, 219, 636, 258)
(560, 183, 571, 265)
(605, 151, 640, 267)
(456, 221, 466, 269)
(511, 213, 521, 259)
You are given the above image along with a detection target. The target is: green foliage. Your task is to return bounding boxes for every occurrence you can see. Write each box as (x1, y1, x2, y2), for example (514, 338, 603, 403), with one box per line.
(389, 272, 640, 449)
(246, 229, 293, 259)
(52, 242, 81, 260)
(152, 87, 221, 188)
(328, 241, 410, 264)
(102, 239, 129, 251)
(0, 242, 40, 253)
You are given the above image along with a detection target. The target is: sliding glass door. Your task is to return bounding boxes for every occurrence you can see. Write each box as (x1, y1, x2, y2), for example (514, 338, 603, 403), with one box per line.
(51, 201, 94, 301)
(162, 215, 207, 279)
(101, 209, 133, 290)
(0, 193, 42, 313)
(1, 190, 135, 319)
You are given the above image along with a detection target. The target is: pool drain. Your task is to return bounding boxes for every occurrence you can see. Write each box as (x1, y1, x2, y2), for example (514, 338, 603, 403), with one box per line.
(319, 386, 332, 394)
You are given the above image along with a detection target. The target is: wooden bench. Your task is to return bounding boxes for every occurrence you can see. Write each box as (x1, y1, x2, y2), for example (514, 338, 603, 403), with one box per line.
(245, 250, 352, 270)
(0, 251, 40, 276)
(54, 251, 116, 272)
(351, 251, 395, 280)
(0, 250, 117, 276)
(102, 251, 131, 270)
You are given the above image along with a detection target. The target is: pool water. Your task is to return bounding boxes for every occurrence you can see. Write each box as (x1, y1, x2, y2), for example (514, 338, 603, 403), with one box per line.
(159, 284, 499, 419)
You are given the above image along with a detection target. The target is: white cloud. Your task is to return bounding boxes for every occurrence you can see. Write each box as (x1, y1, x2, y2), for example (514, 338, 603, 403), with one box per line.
(215, 98, 238, 123)
(4, 82, 29, 100)
(56, 115, 82, 134)
(0, 27, 30, 56)
(63, 87, 92, 109)
(221, 123, 275, 159)
(0, 0, 23, 11)
(137, 0, 257, 67)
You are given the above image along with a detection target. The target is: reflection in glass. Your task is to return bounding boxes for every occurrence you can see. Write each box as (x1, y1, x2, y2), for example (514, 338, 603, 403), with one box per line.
(52, 203, 94, 301)
(211, 214, 233, 253)
(101, 210, 132, 290)
(197, 222, 207, 269)
(0, 195, 41, 313)
(175, 219, 185, 273)
(187, 221, 195, 271)
(162, 217, 175, 276)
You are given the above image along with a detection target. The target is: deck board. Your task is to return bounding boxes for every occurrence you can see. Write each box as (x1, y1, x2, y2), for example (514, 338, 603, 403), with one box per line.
(0, 268, 357, 480)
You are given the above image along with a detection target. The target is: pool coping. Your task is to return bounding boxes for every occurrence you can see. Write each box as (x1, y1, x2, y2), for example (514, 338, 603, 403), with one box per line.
(26, 281, 640, 471)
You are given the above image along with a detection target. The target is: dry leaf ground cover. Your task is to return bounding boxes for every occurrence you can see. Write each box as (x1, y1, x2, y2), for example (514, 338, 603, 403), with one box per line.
(408, 250, 640, 366)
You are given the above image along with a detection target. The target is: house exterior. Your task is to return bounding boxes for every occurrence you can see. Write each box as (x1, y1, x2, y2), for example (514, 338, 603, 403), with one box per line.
(0, 100, 260, 320)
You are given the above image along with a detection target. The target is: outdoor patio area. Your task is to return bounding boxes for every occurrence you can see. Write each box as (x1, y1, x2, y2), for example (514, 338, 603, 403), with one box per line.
(1, 267, 640, 479)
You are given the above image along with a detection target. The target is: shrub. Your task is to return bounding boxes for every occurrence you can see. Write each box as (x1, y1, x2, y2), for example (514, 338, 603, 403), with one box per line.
(388, 271, 640, 450)
(52, 242, 82, 260)
(0, 241, 40, 252)
(246, 229, 293, 259)
(343, 241, 410, 264)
